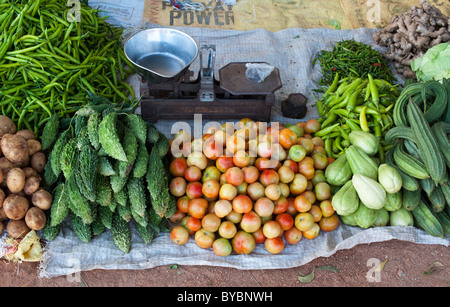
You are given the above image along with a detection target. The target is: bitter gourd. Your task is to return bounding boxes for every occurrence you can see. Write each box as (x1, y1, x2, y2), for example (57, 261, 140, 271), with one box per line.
(127, 177, 147, 218)
(70, 211, 92, 243)
(60, 138, 79, 179)
(98, 112, 128, 162)
(50, 183, 69, 227)
(41, 113, 60, 150)
(132, 142, 149, 178)
(124, 113, 147, 144)
(111, 212, 131, 253)
(118, 127, 138, 177)
(87, 112, 101, 150)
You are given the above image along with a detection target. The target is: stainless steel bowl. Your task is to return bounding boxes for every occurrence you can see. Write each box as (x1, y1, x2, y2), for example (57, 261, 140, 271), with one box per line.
(124, 28, 198, 84)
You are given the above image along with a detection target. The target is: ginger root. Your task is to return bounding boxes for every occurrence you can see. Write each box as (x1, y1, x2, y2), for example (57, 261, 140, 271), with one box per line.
(372, 0, 450, 79)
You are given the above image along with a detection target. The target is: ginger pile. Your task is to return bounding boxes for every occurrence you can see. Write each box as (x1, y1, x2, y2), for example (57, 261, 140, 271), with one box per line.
(372, 0, 450, 79)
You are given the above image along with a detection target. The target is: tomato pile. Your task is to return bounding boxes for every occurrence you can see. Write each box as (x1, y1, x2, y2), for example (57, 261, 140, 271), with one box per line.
(167, 118, 340, 256)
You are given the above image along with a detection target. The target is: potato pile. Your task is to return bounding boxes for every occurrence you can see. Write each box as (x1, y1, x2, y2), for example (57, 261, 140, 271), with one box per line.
(0, 115, 52, 240)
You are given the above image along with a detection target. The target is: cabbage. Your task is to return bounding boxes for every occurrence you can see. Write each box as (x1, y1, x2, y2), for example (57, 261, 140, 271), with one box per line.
(411, 43, 450, 82)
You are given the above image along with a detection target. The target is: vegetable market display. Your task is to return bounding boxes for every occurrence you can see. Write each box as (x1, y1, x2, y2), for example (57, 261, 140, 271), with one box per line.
(0, 0, 135, 136)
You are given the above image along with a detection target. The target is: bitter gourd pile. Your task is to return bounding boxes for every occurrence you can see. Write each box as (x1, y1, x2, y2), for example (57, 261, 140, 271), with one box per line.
(41, 95, 175, 253)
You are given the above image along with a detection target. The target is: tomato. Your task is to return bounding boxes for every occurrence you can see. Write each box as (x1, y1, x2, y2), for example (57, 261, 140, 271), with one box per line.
(247, 182, 265, 201)
(233, 150, 251, 168)
(214, 199, 232, 218)
(257, 141, 272, 158)
(171, 225, 190, 245)
(301, 190, 316, 204)
(232, 195, 253, 214)
(294, 195, 312, 213)
(279, 128, 297, 149)
(259, 169, 280, 187)
(286, 124, 304, 138)
(273, 196, 289, 215)
(298, 159, 315, 180)
(169, 157, 188, 177)
(185, 216, 202, 233)
(216, 156, 235, 173)
(187, 152, 208, 170)
(284, 226, 302, 244)
(255, 157, 277, 172)
(312, 152, 328, 170)
(203, 141, 222, 160)
(283, 159, 299, 173)
(213, 238, 232, 257)
(319, 200, 335, 218)
(226, 210, 242, 224)
(226, 135, 246, 154)
(294, 212, 315, 232)
(214, 130, 228, 147)
(188, 198, 209, 219)
(185, 181, 203, 199)
(254, 197, 275, 217)
(201, 213, 221, 233)
(271, 143, 287, 162)
(262, 220, 282, 239)
(304, 119, 321, 134)
(302, 222, 320, 239)
(311, 145, 326, 155)
(168, 176, 186, 197)
(219, 183, 238, 201)
(311, 137, 324, 147)
(252, 227, 266, 244)
(202, 166, 221, 183)
(277, 165, 295, 184)
(315, 182, 331, 201)
(264, 237, 285, 254)
(297, 138, 314, 154)
(319, 214, 340, 232)
(279, 182, 290, 198)
(185, 166, 202, 182)
(202, 179, 220, 199)
(232, 231, 256, 254)
(286, 197, 298, 216)
(288, 145, 307, 162)
(236, 181, 248, 195)
(265, 183, 281, 201)
(218, 221, 238, 239)
(225, 167, 244, 186)
(221, 122, 236, 135)
(242, 166, 259, 184)
(240, 211, 262, 233)
(238, 118, 254, 130)
(289, 173, 308, 195)
(195, 228, 215, 248)
(177, 196, 190, 213)
(275, 212, 294, 230)
(311, 169, 326, 186)
(308, 204, 323, 222)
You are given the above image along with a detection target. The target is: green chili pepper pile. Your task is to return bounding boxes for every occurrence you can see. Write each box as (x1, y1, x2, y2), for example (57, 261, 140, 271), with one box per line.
(0, 0, 135, 135)
(312, 39, 395, 86)
(314, 72, 400, 163)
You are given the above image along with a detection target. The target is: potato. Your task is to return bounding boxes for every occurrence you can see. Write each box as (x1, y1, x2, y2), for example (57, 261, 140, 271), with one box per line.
(23, 176, 40, 196)
(6, 219, 30, 239)
(1, 134, 28, 164)
(0, 115, 16, 137)
(15, 129, 35, 140)
(27, 139, 42, 156)
(0, 221, 4, 234)
(3, 194, 29, 220)
(31, 189, 52, 210)
(30, 152, 46, 173)
(25, 207, 46, 231)
(23, 167, 41, 179)
(0, 208, 7, 221)
(0, 156, 14, 180)
(6, 168, 26, 194)
(0, 188, 5, 208)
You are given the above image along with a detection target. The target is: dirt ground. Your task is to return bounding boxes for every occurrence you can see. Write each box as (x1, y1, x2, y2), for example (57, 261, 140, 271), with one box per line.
(1, 239, 448, 287)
